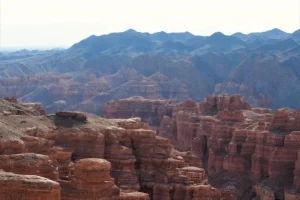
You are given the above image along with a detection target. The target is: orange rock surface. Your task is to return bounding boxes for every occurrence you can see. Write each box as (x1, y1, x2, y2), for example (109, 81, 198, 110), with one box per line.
(103, 95, 300, 200)
(0, 171, 61, 200)
(0, 98, 233, 200)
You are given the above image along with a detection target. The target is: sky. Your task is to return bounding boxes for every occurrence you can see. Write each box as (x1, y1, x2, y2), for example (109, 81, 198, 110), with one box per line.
(0, 0, 299, 48)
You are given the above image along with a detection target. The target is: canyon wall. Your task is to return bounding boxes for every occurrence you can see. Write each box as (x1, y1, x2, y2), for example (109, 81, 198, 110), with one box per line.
(0, 99, 233, 200)
(103, 95, 300, 200)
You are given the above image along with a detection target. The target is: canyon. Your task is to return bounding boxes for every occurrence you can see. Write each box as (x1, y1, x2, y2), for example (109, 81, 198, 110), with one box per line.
(103, 95, 300, 200)
(1, 29, 300, 113)
(0, 98, 236, 200)
(2, 94, 300, 199)
(1, 28, 300, 200)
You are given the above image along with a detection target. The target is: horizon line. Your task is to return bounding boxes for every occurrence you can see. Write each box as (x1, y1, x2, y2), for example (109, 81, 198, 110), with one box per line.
(1, 27, 299, 50)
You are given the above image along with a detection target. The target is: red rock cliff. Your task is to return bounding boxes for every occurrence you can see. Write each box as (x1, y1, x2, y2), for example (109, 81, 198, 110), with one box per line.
(102, 95, 300, 200)
(0, 99, 233, 200)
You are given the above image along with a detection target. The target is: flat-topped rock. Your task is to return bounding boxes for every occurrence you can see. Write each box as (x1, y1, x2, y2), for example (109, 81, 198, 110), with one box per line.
(75, 158, 111, 171)
(0, 153, 58, 180)
(55, 111, 87, 121)
(0, 171, 60, 200)
(117, 192, 150, 200)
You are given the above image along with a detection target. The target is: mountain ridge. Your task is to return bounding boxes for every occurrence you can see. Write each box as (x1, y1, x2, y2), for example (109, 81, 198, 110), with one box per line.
(0, 28, 300, 113)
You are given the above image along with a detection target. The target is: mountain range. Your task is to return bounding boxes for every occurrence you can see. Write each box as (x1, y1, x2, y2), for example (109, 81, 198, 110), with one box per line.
(0, 28, 300, 113)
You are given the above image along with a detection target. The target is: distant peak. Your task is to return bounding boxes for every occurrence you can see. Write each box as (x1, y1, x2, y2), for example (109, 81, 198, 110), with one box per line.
(169, 31, 194, 35)
(125, 29, 137, 33)
(292, 29, 300, 34)
(271, 28, 282, 31)
(183, 31, 194, 36)
(233, 32, 243, 35)
(153, 31, 168, 35)
(210, 32, 225, 37)
(268, 28, 286, 33)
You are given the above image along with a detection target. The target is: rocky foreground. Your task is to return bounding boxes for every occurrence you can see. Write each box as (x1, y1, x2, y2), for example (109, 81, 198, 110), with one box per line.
(0, 98, 236, 200)
(103, 95, 300, 200)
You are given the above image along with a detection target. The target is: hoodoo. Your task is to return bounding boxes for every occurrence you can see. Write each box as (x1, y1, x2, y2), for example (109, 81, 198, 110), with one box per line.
(103, 95, 300, 200)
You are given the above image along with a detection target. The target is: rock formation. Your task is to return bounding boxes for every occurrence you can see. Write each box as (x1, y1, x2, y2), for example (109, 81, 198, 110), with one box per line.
(0, 98, 234, 200)
(0, 153, 58, 180)
(102, 96, 174, 127)
(102, 95, 300, 200)
(4, 93, 300, 199)
(61, 158, 121, 200)
(0, 170, 61, 200)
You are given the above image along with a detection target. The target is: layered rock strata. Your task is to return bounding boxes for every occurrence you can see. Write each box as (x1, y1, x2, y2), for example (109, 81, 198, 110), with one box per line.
(102, 96, 174, 127)
(103, 95, 300, 200)
(0, 171, 61, 200)
(0, 98, 232, 200)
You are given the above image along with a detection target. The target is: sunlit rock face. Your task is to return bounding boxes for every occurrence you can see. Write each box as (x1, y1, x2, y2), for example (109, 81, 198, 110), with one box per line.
(103, 95, 300, 200)
(0, 171, 61, 200)
(0, 98, 235, 200)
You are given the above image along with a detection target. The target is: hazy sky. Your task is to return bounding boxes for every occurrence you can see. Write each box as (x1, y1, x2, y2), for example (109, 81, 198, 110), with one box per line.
(1, 0, 299, 48)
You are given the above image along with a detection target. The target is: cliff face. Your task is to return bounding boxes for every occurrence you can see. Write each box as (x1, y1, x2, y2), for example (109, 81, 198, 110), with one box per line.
(0, 99, 233, 200)
(102, 95, 300, 200)
(102, 96, 174, 127)
(0, 171, 61, 200)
